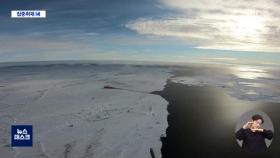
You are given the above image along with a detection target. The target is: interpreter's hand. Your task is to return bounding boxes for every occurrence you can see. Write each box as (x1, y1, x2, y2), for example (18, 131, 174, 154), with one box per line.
(243, 122, 253, 129)
(251, 128, 264, 132)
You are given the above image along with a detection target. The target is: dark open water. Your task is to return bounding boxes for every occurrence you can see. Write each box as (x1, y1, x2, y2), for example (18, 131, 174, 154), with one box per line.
(152, 80, 280, 158)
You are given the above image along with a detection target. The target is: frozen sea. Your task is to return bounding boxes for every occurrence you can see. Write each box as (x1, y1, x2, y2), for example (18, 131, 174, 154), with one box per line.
(0, 60, 280, 158)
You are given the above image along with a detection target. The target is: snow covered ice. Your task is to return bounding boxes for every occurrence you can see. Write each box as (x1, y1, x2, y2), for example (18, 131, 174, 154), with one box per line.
(0, 63, 172, 158)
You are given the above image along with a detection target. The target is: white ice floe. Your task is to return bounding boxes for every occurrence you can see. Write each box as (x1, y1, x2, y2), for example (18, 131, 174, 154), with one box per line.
(171, 65, 280, 103)
(0, 63, 172, 158)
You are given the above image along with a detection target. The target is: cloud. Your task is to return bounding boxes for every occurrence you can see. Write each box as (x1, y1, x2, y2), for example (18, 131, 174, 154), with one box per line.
(0, 31, 172, 62)
(126, 0, 280, 52)
(0, 31, 100, 62)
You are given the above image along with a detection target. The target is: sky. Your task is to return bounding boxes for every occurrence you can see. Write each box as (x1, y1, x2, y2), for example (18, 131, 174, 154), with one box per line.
(0, 0, 280, 65)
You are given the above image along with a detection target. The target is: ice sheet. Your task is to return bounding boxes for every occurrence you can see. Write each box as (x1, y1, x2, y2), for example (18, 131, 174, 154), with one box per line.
(0, 63, 172, 158)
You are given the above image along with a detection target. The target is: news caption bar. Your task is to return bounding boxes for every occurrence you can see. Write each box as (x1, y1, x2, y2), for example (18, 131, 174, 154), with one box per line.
(11, 10, 46, 18)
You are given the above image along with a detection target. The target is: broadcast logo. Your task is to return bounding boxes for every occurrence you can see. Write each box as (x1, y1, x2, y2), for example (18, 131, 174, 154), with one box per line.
(11, 125, 33, 147)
